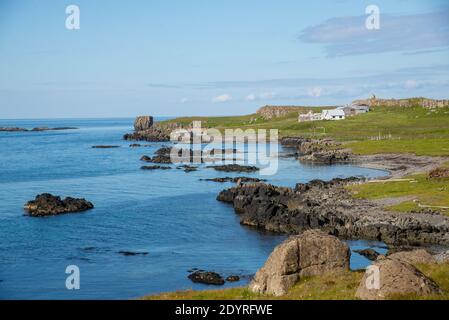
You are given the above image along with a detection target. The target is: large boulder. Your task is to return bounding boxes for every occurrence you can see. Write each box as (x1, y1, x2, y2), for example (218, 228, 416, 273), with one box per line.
(134, 116, 153, 131)
(355, 257, 441, 300)
(388, 249, 436, 266)
(249, 230, 350, 296)
(24, 193, 94, 217)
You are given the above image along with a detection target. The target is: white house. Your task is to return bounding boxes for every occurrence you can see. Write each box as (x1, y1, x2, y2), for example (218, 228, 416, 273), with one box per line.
(321, 109, 345, 120)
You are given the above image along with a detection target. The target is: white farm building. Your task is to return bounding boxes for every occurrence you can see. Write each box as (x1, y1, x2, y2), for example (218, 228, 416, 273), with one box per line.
(321, 109, 345, 120)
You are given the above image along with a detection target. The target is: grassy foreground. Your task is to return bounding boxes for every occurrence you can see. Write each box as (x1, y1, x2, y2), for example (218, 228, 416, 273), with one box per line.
(144, 263, 449, 300)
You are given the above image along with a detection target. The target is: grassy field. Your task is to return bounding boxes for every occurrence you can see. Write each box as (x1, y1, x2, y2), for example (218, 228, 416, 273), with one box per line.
(348, 169, 449, 214)
(144, 263, 449, 300)
(162, 104, 449, 156)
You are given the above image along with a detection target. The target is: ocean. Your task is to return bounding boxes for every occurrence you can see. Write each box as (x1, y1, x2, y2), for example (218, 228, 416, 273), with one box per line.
(0, 118, 388, 299)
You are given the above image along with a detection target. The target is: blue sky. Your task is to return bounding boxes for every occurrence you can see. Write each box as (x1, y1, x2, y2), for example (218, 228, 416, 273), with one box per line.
(0, 0, 448, 118)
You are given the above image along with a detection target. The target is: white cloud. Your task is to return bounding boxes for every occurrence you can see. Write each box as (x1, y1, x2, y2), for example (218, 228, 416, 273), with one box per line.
(212, 94, 232, 103)
(404, 80, 418, 89)
(308, 87, 323, 97)
(299, 8, 449, 56)
(245, 92, 277, 101)
(245, 93, 256, 101)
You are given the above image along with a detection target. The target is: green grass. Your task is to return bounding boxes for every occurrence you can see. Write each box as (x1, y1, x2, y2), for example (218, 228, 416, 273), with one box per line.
(162, 105, 449, 156)
(143, 271, 363, 300)
(144, 264, 449, 300)
(348, 173, 449, 215)
(346, 138, 449, 156)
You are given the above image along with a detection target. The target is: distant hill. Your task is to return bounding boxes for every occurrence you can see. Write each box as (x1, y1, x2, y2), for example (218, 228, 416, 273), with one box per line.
(353, 97, 449, 109)
(256, 105, 334, 120)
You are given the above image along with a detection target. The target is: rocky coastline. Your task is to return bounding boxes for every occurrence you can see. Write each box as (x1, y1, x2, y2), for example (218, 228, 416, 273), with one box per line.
(216, 177, 449, 246)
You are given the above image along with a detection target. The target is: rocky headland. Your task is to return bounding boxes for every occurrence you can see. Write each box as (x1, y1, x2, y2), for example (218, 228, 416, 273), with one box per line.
(123, 116, 180, 142)
(216, 178, 449, 245)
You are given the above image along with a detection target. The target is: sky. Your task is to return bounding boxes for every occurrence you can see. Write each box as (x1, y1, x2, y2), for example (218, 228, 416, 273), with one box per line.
(0, 0, 448, 118)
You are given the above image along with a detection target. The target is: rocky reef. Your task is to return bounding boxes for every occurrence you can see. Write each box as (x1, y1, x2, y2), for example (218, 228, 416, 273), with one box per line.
(201, 177, 265, 183)
(216, 178, 449, 245)
(207, 164, 259, 173)
(24, 193, 94, 217)
(280, 137, 352, 164)
(0, 127, 78, 132)
(188, 271, 225, 285)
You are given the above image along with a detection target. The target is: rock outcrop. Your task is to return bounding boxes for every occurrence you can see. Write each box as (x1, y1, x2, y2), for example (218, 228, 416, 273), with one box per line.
(24, 193, 94, 217)
(188, 271, 225, 285)
(92, 145, 120, 149)
(124, 118, 180, 142)
(0, 127, 28, 132)
(207, 164, 259, 173)
(0, 127, 78, 132)
(256, 106, 313, 120)
(355, 256, 442, 300)
(353, 97, 449, 110)
(201, 177, 265, 183)
(141, 165, 172, 170)
(354, 249, 381, 261)
(388, 249, 436, 265)
(134, 116, 153, 131)
(428, 167, 449, 179)
(216, 179, 449, 245)
(226, 275, 240, 282)
(280, 137, 352, 164)
(249, 230, 350, 296)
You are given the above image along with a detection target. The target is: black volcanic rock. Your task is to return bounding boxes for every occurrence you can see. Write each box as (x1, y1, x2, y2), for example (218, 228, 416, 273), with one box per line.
(354, 249, 381, 261)
(0, 127, 28, 132)
(24, 193, 94, 217)
(118, 251, 149, 256)
(226, 275, 240, 282)
(201, 177, 265, 183)
(216, 178, 449, 246)
(92, 145, 120, 149)
(188, 271, 225, 285)
(141, 165, 172, 170)
(177, 165, 198, 172)
(0, 127, 78, 132)
(31, 127, 78, 131)
(206, 164, 259, 173)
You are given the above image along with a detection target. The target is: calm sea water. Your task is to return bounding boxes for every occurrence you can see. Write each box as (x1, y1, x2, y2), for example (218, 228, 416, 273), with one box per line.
(0, 118, 388, 299)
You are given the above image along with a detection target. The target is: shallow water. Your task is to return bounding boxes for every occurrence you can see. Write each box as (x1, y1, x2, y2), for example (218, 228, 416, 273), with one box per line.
(0, 118, 388, 299)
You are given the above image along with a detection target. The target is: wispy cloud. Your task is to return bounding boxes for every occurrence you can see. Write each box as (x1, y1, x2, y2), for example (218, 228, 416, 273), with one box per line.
(299, 8, 449, 57)
(212, 94, 232, 103)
